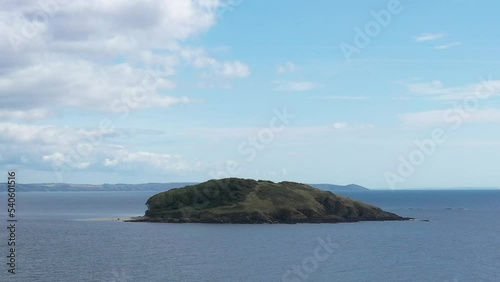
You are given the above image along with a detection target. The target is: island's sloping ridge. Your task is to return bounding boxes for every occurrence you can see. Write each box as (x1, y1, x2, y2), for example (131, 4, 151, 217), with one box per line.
(135, 178, 409, 224)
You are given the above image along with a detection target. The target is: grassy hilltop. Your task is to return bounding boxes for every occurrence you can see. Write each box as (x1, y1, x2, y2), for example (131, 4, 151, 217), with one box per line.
(139, 178, 408, 224)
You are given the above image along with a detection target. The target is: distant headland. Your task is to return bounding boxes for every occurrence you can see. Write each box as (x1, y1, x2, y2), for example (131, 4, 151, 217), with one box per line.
(0, 182, 368, 192)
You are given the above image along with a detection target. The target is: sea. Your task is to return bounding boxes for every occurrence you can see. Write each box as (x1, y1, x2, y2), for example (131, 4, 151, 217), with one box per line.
(0, 190, 499, 282)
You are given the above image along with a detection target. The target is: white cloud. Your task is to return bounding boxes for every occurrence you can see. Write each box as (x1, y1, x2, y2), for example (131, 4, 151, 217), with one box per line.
(392, 96, 413, 101)
(359, 124, 375, 130)
(42, 150, 90, 169)
(434, 42, 462, 50)
(42, 152, 90, 169)
(186, 123, 374, 140)
(6, 0, 220, 50)
(407, 79, 500, 100)
(0, 123, 167, 147)
(75, 162, 91, 169)
(219, 61, 250, 77)
(276, 62, 297, 74)
(104, 158, 119, 167)
(0, 125, 162, 166)
(399, 110, 449, 127)
(317, 96, 369, 100)
(274, 81, 318, 92)
(0, 58, 189, 113)
(0, 0, 248, 119)
(400, 109, 500, 127)
(179, 47, 250, 78)
(408, 80, 447, 95)
(43, 153, 66, 165)
(0, 121, 211, 176)
(451, 140, 500, 148)
(0, 123, 71, 144)
(110, 150, 206, 173)
(333, 122, 348, 130)
(0, 120, 381, 179)
(414, 33, 445, 42)
(331, 122, 374, 130)
(0, 109, 52, 121)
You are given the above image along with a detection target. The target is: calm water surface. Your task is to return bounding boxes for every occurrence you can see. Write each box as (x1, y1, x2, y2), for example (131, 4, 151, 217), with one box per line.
(0, 190, 499, 282)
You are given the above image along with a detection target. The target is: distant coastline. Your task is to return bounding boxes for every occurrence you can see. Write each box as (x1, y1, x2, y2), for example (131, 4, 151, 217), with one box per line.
(1, 183, 499, 192)
(0, 182, 369, 192)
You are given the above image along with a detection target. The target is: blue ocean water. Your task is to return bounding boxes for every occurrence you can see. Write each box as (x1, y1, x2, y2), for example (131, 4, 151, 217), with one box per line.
(0, 190, 499, 282)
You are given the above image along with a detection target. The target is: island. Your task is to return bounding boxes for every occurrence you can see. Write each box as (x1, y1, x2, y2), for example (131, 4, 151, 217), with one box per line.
(128, 178, 410, 224)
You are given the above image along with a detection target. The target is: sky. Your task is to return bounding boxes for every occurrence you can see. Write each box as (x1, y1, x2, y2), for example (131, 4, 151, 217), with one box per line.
(1, 0, 500, 189)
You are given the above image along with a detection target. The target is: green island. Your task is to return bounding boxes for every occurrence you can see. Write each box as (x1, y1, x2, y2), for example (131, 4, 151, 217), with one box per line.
(129, 178, 410, 224)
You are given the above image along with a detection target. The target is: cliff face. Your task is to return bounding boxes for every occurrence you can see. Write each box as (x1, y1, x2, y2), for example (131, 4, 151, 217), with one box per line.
(141, 178, 409, 224)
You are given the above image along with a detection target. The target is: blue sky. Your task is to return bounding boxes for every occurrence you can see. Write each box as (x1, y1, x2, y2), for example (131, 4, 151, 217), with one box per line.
(1, 0, 500, 188)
